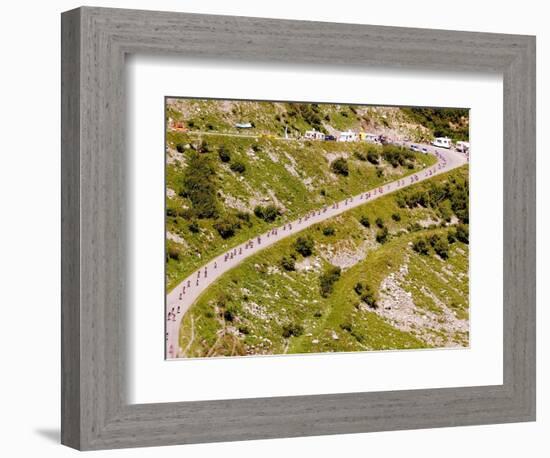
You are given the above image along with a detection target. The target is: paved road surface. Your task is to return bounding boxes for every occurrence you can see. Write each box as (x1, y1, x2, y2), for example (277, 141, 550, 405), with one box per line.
(165, 144, 468, 359)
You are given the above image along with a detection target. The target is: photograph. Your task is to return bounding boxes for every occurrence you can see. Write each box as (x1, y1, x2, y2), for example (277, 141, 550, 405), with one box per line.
(165, 99, 470, 359)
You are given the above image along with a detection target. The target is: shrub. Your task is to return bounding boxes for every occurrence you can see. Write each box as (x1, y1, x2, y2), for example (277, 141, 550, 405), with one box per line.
(294, 235, 314, 257)
(331, 158, 349, 176)
(456, 223, 469, 244)
(282, 323, 304, 338)
(360, 215, 371, 228)
(323, 226, 335, 236)
(429, 234, 450, 259)
(236, 211, 252, 226)
(218, 146, 231, 162)
(176, 143, 185, 153)
(280, 255, 296, 272)
(367, 150, 380, 165)
(188, 220, 200, 233)
(340, 321, 353, 332)
(198, 140, 210, 153)
(319, 266, 342, 298)
(166, 245, 181, 261)
(447, 229, 457, 243)
(375, 217, 385, 228)
(354, 282, 377, 308)
(376, 227, 389, 244)
(254, 204, 280, 222)
(376, 167, 384, 178)
(230, 161, 246, 174)
(391, 213, 401, 222)
(182, 151, 219, 219)
(213, 215, 241, 239)
(223, 309, 235, 322)
(412, 238, 430, 255)
(216, 292, 232, 308)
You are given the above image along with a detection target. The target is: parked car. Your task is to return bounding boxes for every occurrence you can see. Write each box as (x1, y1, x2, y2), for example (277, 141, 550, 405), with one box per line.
(421, 147, 428, 153)
(410, 144, 419, 151)
(324, 135, 336, 141)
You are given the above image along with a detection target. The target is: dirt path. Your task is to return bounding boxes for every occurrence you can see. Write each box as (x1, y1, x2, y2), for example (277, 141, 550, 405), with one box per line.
(166, 144, 468, 359)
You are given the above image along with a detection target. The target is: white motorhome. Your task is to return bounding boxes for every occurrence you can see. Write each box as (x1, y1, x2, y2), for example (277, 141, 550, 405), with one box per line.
(456, 141, 470, 154)
(431, 137, 452, 149)
(304, 129, 325, 141)
(338, 130, 358, 142)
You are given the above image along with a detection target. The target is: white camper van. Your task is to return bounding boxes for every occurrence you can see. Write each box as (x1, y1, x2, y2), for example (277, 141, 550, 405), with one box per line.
(431, 137, 452, 149)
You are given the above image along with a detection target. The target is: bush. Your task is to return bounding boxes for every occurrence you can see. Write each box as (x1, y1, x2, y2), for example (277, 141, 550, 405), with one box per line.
(429, 234, 450, 259)
(280, 255, 296, 272)
(294, 236, 314, 257)
(360, 215, 371, 228)
(447, 229, 457, 243)
(166, 245, 181, 261)
(331, 158, 349, 176)
(230, 161, 246, 174)
(376, 227, 389, 244)
(456, 223, 469, 244)
(213, 215, 241, 239)
(282, 323, 304, 338)
(223, 309, 235, 322)
(323, 226, 335, 236)
(375, 217, 385, 228)
(354, 282, 377, 309)
(197, 140, 210, 153)
(176, 143, 185, 153)
(391, 213, 401, 222)
(319, 266, 342, 298)
(182, 151, 219, 219)
(188, 220, 200, 233)
(218, 146, 231, 162)
(367, 150, 380, 165)
(236, 211, 252, 226)
(254, 204, 280, 222)
(412, 238, 430, 255)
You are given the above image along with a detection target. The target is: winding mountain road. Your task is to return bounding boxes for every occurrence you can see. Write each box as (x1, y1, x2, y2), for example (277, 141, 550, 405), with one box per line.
(166, 144, 468, 359)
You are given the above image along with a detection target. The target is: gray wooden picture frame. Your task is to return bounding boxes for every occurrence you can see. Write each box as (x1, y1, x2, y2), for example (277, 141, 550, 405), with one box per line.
(61, 6, 536, 451)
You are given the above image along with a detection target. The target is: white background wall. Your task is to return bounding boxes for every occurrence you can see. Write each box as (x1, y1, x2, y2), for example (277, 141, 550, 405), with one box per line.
(0, 0, 546, 456)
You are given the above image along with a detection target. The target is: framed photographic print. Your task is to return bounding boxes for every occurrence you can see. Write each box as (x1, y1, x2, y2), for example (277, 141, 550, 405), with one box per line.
(61, 6, 536, 450)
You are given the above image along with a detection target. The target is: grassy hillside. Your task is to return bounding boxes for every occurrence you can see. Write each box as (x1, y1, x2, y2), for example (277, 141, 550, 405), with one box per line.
(178, 166, 470, 357)
(166, 132, 436, 290)
(166, 98, 465, 142)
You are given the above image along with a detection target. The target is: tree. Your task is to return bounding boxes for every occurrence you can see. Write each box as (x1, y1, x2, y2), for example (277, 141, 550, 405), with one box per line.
(182, 151, 219, 219)
(294, 235, 314, 257)
(319, 266, 342, 298)
(331, 158, 349, 176)
(360, 215, 371, 228)
(375, 217, 385, 228)
(391, 212, 401, 222)
(176, 143, 185, 153)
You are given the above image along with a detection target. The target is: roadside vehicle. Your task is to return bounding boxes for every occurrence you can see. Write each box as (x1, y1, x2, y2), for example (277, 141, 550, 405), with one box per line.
(431, 137, 452, 149)
(422, 147, 428, 153)
(410, 144, 419, 151)
(324, 134, 336, 141)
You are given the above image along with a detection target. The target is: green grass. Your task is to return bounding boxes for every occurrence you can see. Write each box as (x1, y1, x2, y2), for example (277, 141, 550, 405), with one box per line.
(166, 133, 436, 290)
(178, 166, 469, 357)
